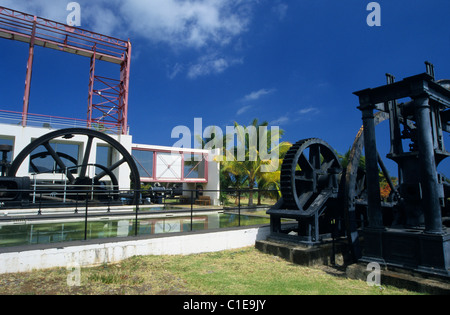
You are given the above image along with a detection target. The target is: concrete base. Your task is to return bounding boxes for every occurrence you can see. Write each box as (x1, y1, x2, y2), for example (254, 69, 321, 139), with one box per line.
(255, 237, 352, 267)
(361, 228, 450, 277)
(346, 263, 450, 295)
(256, 237, 450, 294)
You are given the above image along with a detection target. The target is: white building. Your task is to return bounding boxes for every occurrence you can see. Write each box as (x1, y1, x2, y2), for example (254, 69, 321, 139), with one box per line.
(0, 115, 221, 206)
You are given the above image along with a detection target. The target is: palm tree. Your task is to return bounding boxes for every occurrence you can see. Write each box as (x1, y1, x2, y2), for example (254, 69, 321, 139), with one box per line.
(339, 148, 365, 170)
(195, 126, 244, 205)
(256, 137, 291, 204)
(195, 119, 290, 206)
(220, 159, 249, 205)
(221, 119, 290, 206)
(256, 171, 281, 205)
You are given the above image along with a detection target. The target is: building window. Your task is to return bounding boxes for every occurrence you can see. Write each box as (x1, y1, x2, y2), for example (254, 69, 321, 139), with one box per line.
(132, 149, 153, 178)
(0, 137, 14, 176)
(96, 145, 112, 167)
(184, 153, 206, 179)
(28, 141, 80, 174)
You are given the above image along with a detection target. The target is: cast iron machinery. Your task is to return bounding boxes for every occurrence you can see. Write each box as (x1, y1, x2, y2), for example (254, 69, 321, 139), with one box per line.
(268, 63, 450, 276)
(0, 128, 140, 207)
(268, 138, 343, 245)
(353, 63, 450, 276)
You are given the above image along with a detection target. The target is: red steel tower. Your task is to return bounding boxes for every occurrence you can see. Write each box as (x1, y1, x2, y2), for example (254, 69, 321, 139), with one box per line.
(0, 6, 131, 134)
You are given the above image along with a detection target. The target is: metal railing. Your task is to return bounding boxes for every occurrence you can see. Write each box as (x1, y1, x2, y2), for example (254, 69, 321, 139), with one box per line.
(0, 109, 123, 134)
(0, 188, 279, 248)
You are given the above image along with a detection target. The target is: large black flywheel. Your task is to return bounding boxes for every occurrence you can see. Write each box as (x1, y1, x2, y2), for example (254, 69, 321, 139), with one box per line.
(8, 128, 140, 204)
(280, 138, 342, 213)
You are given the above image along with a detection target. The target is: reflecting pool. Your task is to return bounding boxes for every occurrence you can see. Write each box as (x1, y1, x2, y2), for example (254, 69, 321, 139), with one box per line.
(0, 212, 270, 247)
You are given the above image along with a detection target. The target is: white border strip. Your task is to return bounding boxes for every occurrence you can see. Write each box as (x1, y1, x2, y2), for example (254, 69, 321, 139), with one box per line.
(0, 226, 270, 274)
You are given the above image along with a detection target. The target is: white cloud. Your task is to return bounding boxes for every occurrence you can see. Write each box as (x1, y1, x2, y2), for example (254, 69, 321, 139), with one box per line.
(297, 107, 320, 115)
(187, 53, 243, 79)
(270, 106, 320, 126)
(243, 88, 276, 101)
(0, 0, 68, 22)
(237, 105, 252, 115)
(115, 0, 252, 49)
(270, 115, 289, 126)
(272, 2, 288, 21)
(167, 63, 184, 79)
(82, 5, 122, 36)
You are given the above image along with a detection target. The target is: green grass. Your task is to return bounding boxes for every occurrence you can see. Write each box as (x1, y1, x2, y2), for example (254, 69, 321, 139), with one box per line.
(0, 247, 421, 295)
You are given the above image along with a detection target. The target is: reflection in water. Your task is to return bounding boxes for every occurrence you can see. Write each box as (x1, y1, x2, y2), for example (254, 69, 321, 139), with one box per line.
(0, 213, 270, 247)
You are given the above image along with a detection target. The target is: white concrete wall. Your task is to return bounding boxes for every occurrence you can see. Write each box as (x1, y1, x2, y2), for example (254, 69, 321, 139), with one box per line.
(0, 123, 133, 190)
(113, 134, 133, 190)
(204, 148, 221, 206)
(0, 226, 270, 274)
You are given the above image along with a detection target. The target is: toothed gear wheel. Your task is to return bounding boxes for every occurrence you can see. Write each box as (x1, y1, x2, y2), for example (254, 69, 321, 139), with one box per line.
(280, 138, 342, 211)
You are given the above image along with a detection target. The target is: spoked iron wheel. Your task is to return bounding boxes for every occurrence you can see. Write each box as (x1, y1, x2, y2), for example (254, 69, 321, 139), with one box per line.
(280, 138, 342, 213)
(8, 128, 140, 204)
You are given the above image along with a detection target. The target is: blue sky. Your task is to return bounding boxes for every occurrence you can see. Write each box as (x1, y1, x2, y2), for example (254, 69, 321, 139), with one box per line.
(0, 0, 449, 174)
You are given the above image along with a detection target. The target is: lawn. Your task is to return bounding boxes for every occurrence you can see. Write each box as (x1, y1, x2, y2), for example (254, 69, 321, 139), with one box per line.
(0, 247, 421, 295)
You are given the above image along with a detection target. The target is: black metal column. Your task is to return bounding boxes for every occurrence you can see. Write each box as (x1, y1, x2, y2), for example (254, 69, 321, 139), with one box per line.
(414, 96, 443, 234)
(359, 104, 384, 229)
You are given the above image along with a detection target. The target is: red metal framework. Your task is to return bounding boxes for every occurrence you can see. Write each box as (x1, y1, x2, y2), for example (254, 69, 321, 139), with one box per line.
(0, 6, 131, 134)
